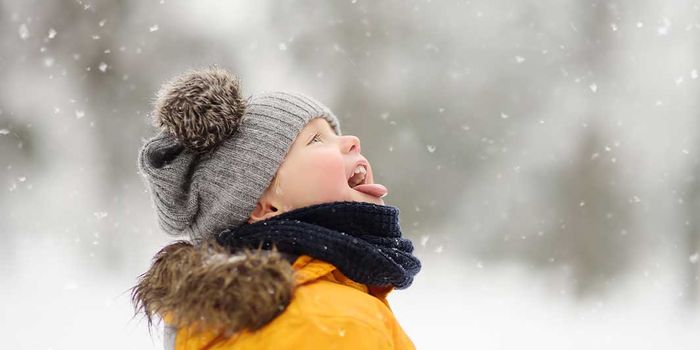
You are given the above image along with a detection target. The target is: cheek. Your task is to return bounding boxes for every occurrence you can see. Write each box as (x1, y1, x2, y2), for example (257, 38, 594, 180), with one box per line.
(276, 147, 356, 209)
(304, 151, 346, 189)
(282, 150, 347, 204)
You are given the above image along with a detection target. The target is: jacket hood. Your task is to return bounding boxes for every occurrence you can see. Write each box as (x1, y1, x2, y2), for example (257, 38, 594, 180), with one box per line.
(130, 239, 296, 338)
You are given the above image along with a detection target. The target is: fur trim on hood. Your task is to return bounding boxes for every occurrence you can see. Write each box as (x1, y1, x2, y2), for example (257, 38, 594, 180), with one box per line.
(130, 239, 296, 338)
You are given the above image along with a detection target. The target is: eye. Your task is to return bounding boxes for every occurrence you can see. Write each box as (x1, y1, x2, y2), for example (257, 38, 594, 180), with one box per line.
(308, 133, 322, 145)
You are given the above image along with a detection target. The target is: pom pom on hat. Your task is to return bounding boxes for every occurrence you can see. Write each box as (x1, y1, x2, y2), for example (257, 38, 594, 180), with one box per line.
(151, 65, 247, 152)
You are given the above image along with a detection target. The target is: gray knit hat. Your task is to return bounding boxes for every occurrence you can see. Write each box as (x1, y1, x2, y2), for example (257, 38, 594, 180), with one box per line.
(137, 65, 342, 243)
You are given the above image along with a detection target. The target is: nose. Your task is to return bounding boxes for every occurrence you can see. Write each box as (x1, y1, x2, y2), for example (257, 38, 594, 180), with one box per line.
(342, 135, 361, 154)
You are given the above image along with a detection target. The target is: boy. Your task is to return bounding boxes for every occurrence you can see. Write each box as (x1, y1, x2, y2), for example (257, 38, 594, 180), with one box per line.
(131, 65, 421, 349)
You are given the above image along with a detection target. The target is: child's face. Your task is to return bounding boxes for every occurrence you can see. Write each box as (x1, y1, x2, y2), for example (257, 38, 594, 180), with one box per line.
(248, 117, 387, 223)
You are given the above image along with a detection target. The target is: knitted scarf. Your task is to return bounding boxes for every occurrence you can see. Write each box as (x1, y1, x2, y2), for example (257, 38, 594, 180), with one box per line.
(215, 201, 422, 289)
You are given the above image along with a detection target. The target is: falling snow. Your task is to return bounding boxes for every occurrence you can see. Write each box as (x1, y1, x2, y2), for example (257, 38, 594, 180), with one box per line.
(420, 235, 430, 246)
(3, 3, 700, 350)
(18, 23, 29, 40)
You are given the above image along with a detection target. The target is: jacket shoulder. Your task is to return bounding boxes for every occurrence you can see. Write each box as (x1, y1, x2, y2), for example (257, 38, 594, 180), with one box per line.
(202, 280, 410, 349)
(292, 278, 394, 322)
(290, 280, 416, 350)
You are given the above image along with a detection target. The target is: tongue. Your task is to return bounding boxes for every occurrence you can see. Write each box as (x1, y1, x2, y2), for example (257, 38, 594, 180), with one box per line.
(352, 183, 388, 198)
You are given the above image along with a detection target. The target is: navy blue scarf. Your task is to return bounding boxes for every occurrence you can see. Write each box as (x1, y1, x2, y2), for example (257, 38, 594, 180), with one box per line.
(215, 201, 421, 289)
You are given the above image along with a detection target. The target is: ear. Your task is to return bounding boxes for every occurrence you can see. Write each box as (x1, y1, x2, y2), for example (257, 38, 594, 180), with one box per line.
(247, 196, 281, 224)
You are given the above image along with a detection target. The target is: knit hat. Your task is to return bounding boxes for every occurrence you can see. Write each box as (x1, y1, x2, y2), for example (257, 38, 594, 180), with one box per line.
(137, 65, 342, 243)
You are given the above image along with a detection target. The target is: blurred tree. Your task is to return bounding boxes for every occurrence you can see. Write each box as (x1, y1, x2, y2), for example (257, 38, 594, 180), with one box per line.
(547, 125, 636, 298)
(484, 124, 637, 299)
(0, 114, 37, 277)
(684, 147, 700, 304)
(480, 0, 640, 298)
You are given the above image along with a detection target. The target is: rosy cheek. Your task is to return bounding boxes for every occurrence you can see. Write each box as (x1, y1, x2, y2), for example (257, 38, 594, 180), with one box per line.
(305, 152, 346, 191)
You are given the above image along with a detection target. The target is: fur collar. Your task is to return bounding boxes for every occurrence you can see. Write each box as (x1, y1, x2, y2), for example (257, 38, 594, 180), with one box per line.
(130, 238, 296, 338)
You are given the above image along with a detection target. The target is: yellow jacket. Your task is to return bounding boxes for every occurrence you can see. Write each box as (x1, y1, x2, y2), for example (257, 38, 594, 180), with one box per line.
(133, 240, 416, 350)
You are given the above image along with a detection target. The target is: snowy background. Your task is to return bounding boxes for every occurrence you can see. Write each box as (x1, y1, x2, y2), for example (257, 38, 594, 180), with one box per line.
(1, 0, 699, 349)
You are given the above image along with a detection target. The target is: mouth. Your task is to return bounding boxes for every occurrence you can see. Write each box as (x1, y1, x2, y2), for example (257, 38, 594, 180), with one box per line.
(347, 160, 370, 189)
(347, 160, 389, 199)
